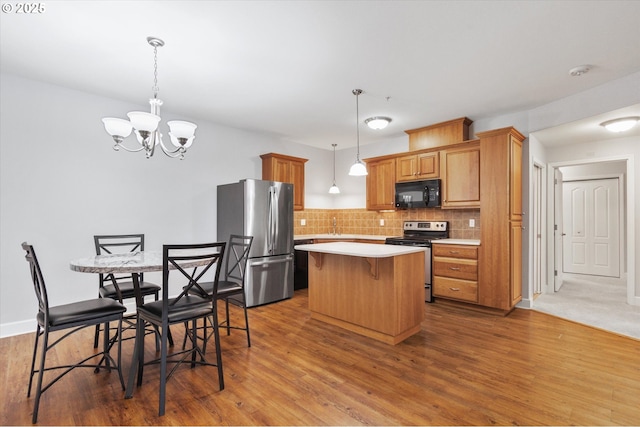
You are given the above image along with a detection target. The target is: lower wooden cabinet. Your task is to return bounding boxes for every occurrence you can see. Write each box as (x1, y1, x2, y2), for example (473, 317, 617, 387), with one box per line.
(432, 244, 478, 303)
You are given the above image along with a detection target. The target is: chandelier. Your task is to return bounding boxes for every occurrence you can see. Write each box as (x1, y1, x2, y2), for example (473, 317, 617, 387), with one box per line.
(101, 37, 197, 160)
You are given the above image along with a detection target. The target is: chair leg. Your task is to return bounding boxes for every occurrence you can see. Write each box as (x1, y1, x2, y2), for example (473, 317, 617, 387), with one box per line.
(125, 315, 144, 399)
(93, 324, 100, 349)
(158, 321, 169, 416)
(211, 301, 225, 391)
(225, 299, 231, 336)
(27, 324, 41, 398)
(32, 325, 49, 424)
(115, 317, 125, 390)
(242, 297, 251, 348)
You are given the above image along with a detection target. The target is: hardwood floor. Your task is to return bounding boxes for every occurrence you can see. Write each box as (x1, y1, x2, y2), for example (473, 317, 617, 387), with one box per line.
(1, 289, 639, 425)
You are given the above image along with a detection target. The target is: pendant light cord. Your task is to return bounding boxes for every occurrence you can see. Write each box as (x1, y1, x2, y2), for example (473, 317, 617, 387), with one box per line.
(354, 89, 361, 161)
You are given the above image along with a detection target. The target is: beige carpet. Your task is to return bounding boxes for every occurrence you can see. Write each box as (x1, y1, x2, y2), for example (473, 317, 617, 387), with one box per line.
(532, 273, 640, 340)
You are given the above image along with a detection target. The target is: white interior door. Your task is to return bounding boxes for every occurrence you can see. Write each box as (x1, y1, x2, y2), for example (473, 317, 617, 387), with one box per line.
(554, 168, 564, 291)
(562, 178, 620, 277)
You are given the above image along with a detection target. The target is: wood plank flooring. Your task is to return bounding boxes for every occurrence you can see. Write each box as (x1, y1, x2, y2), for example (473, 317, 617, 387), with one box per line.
(1, 289, 639, 425)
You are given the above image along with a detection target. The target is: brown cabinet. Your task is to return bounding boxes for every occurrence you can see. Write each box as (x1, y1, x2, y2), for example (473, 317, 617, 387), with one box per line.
(476, 127, 525, 311)
(440, 141, 480, 208)
(261, 153, 308, 211)
(433, 244, 478, 303)
(364, 157, 396, 211)
(395, 152, 439, 182)
(405, 117, 472, 151)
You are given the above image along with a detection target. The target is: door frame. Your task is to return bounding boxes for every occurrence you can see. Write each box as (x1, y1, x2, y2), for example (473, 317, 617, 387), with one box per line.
(532, 161, 545, 296)
(547, 154, 636, 306)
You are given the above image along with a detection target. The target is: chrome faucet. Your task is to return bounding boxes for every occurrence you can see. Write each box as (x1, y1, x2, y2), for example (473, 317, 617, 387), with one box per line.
(332, 217, 337, 235)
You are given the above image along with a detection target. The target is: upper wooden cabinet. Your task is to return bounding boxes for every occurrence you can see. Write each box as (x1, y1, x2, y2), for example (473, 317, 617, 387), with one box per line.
(365, 157, 396, 211)
(440, 141, 480, 208)
(395, 152, 439, 182)
(405, 117, 472, 151)
(260, 153, 308, 211)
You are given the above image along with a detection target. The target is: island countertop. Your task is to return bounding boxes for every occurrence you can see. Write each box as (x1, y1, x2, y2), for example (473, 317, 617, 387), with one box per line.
(294, 242, 426, 258)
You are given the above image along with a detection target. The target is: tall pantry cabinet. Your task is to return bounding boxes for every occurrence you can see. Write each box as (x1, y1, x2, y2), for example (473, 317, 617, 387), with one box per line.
(477, 127, 525, 311)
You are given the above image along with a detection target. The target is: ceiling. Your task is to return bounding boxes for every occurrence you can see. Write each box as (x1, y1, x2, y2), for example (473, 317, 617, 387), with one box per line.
(2, 1, 639, 150)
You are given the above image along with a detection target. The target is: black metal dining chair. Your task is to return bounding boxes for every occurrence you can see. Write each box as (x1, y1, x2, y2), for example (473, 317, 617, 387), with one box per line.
(93, 234, 170, 348)
(22, 242, 126, 424)
(125, 242, 226, 417)
(184, 235, 254, 349)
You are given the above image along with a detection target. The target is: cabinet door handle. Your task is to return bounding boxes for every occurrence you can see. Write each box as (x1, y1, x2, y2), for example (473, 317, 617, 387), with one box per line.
(449, 267, 461, 271)
(449, 287, 460, 291)
(449, 250, 459, 254)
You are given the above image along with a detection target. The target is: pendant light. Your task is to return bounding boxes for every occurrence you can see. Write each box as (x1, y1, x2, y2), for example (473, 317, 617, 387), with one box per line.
(349, 89, 368, 176)
(329, 143, 340, 194)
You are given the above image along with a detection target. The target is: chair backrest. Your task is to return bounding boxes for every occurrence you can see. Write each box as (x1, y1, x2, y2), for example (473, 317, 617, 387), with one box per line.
(224, 235, 254, 287)
(21, 242, 49, 320)
(163, 242, 226, 305)
(94, 234, 146, 286)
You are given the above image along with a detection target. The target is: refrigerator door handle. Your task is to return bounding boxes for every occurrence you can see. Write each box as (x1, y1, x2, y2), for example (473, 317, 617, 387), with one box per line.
(267, 186, 274, 255)
(268, 186, 278, 255)
(250, 255, 293, 267)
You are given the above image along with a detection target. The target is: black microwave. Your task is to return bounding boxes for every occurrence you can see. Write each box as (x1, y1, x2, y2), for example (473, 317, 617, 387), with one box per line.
(395, 179, 441, 209)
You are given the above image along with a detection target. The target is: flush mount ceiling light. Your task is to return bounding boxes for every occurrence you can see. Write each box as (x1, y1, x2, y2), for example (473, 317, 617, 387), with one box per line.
(328, 144, 340, 194)
(101, 37, 197, 160)
(569, 65, 591, 77)
(349, 89, 368, 176)
(365, 116, 392, 130)
(600, 116, 640, 133)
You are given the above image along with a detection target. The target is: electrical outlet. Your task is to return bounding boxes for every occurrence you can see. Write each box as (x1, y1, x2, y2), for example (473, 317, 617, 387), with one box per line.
(301, 219, 306, 226)
(379, 219, 385, 226)
(469, 219, 475, 228)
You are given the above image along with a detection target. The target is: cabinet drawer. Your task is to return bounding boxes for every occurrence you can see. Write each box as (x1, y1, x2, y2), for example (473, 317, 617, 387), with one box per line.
(433, 276, 478, 302)
(432, 245, 477, 259)
(433, 257, 477, 281)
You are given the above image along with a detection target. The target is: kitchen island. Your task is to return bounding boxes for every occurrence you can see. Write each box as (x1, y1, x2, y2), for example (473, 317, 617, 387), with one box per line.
(293, 242, 425, 345)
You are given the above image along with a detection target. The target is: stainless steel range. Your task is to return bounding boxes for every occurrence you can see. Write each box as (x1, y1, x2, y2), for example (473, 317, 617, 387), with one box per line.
(385, 221, 449, 302)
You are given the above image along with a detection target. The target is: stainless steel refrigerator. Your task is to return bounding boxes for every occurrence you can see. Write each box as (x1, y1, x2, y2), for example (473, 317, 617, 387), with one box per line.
(217, 179, 294, 307)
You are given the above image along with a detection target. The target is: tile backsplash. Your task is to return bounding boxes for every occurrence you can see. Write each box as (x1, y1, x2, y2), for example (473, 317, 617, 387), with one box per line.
(294, 208, 480, 239)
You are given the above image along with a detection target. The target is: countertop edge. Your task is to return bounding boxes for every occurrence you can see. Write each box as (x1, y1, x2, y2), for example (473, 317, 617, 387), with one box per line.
(433, 239, 481, 246)
(294, 242, 426, 258)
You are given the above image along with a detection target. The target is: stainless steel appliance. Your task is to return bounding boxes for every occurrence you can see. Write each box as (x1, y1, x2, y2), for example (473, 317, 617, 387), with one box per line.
(385, 221, 449, 302)
(395, 179, 441, 209)
(217, 179, 294, 307)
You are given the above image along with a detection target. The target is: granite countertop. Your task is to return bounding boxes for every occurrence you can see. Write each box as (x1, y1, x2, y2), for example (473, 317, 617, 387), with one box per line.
(294, 234, 391, 241)
(433, 239, 481, 246)
(293, 242, 426, 258)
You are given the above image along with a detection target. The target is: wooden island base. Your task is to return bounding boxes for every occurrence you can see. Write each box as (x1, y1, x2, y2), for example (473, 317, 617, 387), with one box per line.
(306, 247, 424, 345)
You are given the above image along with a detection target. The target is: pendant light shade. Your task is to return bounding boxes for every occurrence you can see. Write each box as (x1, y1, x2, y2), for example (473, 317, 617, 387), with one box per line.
(349, 89, 368, 176)
(329, 143, 341, 194)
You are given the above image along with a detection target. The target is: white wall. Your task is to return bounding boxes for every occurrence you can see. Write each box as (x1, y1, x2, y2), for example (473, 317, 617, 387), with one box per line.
(0, 73, 332, 336)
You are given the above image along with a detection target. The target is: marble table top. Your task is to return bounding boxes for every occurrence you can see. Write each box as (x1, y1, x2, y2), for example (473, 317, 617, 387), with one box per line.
(70, 250, 215, 274)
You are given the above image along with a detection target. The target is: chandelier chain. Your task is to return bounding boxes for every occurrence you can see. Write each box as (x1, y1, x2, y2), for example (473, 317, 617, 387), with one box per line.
(152, 45, 159, 98)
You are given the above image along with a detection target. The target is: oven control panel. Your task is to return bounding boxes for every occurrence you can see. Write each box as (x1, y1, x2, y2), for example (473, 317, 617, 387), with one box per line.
(403, 221, 448, 231)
